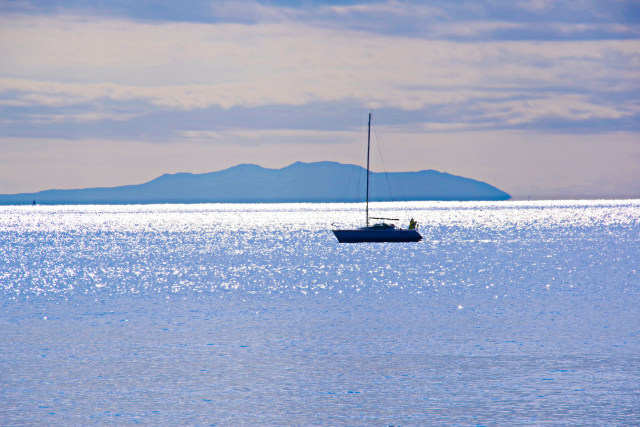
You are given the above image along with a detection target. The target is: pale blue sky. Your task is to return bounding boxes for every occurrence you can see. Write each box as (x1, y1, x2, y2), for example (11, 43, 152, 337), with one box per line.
(1, 0, 639, 198)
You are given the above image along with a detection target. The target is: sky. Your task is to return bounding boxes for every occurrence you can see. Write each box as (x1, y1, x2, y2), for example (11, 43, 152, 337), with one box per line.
(1, 0, 639, 199)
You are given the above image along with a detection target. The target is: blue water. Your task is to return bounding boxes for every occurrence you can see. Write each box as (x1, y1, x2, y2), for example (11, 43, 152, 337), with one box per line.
(1, 201, 639, 425)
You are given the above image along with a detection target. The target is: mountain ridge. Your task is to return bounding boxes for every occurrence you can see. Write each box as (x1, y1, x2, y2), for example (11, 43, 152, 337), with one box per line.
(0, 161, 510, 205)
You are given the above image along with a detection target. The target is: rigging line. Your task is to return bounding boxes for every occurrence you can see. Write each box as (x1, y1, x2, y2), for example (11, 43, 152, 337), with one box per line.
(341, 155, 361, 203)
(341, 162, 356, 203)
(371, 114, 398, 202)
(384, 148, 407, 204)
(354, 121, 369, 203)
(353, 161, 363, 203)
(342, 120, 369, 203)
(372, 115, 408, 203)
(354, 172, 362, 203)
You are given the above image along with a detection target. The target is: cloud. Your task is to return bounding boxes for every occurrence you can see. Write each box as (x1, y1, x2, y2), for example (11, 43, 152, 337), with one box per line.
(430, 21, 639, 39)
(210, 0, 297, 23)
(471, 94, 638, 126)
(517, 0, 562, 13)
(294, 0, 640, 39)
(179, 128, 357, 146)
(326, 0, 448, 19)
(515, 0, 639, 22)
(1, 12, 637, 128)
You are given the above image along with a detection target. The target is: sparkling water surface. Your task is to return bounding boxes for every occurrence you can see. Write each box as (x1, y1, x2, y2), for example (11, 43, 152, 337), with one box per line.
(1, 201, 639, 425)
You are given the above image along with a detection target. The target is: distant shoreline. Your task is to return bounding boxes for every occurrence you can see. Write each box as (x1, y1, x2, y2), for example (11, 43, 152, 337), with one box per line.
(0, 161, 512, 205)
(4, 198, 639, 207)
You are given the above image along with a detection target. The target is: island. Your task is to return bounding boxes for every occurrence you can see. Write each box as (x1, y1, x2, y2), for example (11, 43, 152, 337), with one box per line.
(0, 161, 510, 205)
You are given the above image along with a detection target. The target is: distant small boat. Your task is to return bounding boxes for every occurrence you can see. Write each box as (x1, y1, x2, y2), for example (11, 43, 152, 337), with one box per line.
(333, 112, 423, 243)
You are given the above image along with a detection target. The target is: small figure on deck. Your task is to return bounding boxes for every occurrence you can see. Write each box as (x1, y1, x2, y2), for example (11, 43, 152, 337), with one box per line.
(408, 218, 417, 230)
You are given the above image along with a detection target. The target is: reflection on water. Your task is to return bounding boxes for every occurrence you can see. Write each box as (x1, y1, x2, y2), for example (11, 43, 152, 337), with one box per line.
(1, 201, 639, 425)
(2, 200, 639, 297)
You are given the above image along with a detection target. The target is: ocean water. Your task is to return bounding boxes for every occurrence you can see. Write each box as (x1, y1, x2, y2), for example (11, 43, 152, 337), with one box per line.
(1, 200, 639, 425)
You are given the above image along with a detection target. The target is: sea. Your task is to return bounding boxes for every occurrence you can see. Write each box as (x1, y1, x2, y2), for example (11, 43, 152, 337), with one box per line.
(1, 200, 639, 426)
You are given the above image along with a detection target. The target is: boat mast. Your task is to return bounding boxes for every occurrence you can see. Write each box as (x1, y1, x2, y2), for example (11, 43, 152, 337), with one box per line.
(366, 111, 371, 227)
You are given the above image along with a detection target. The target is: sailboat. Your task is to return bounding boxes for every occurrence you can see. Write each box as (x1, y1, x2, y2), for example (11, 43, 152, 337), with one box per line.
(332, 112, 423, 243)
